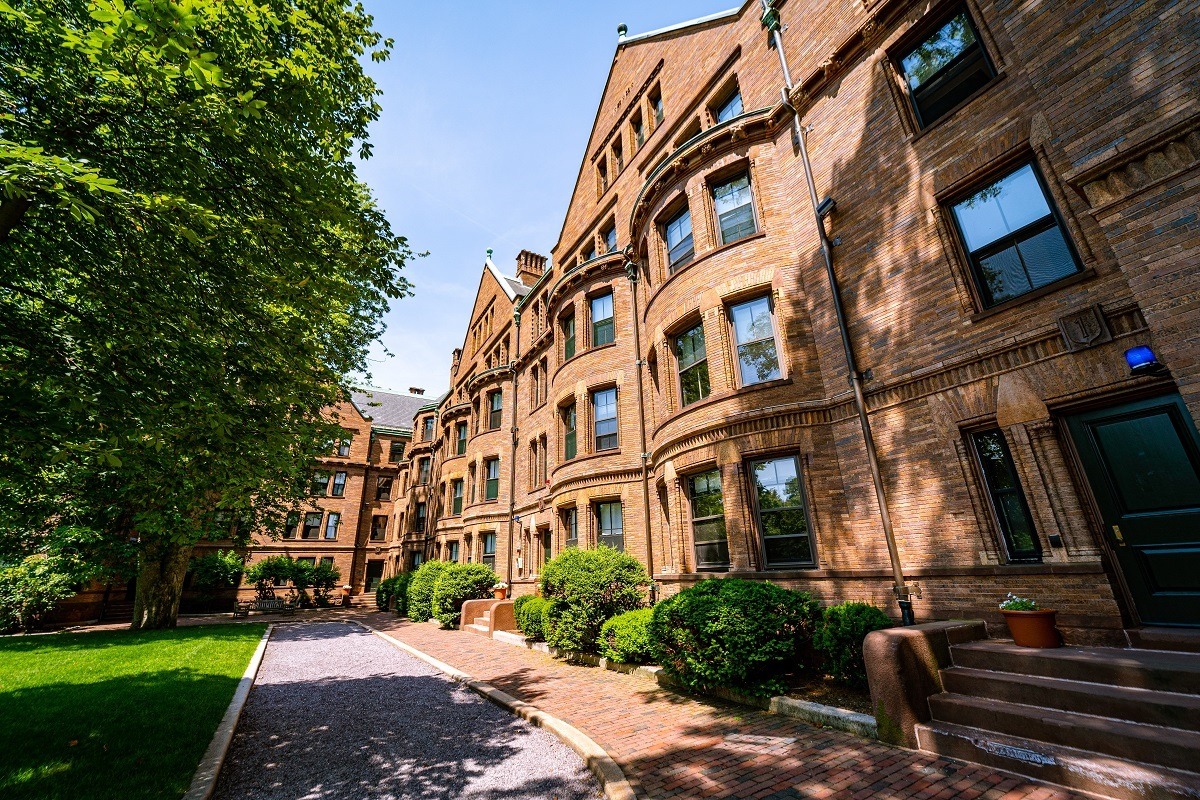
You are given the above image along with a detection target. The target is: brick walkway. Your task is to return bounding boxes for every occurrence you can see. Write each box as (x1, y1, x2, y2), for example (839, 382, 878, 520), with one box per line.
(356, 613, 1088, 800)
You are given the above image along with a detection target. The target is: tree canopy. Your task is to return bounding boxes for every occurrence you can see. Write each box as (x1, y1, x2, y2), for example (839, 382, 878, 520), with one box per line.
(0, 0, 411, 627)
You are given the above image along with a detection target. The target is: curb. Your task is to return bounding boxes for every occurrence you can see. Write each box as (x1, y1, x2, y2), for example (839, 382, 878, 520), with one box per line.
(184, 624, 273, 800)
(355, 621, 640, 800)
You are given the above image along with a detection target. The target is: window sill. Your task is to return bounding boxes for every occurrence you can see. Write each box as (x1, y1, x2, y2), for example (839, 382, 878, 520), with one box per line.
(967, 267, 1096, 323)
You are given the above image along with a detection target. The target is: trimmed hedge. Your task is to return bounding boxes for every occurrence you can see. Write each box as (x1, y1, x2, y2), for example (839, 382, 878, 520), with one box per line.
(432, 563, 498, 627)
(376, 573, 412, 614)
(649, 578, 821, 697)
(514, 594, 549, 642)
(406, 560, 448, 622)
(599, 608, 654, 664)
(814, 601, 892, 687)
(539, 546, 648, 653)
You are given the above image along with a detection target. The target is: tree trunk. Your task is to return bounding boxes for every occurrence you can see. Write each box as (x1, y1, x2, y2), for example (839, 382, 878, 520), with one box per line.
(131, 540, 193, 630)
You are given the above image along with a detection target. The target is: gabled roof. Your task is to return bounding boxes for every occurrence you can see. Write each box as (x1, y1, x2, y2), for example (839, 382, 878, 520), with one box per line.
(618, 6, 740, 46)
(484, 253, 531, 300)
(350, 388, 429, 432)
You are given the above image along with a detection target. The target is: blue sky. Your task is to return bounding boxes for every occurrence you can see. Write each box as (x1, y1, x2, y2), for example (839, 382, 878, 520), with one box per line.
(354, 2, 740, 397)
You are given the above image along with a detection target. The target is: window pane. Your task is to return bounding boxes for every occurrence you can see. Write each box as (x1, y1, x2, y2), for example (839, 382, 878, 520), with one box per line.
(901, 12, 977, 89)
(975, 431, 1017, 490)
(764, 534, 812, 565)
(738, 340, 781, 385)
(591, 293, 613, 323)
(713, 174, 755, 243)
(972, 430, 1041, 561)
(997, 493, 1038, 555)
(324, 513, 340, 540)
(593, 318, 615, 346)
(731, 297, 774, 345)
(676, 324, 706, 369)
(695, 540, 730, 566)
(715, 90, 743, 123)
(605, 226, 617, 253)
(754, 457, 803, 508)
(594, 389, 618, 449)
(681, 361, 711, 406)
(692, 517, 727, 544)
(761, 508, 809, 538)
(952, 164, 1051, 252)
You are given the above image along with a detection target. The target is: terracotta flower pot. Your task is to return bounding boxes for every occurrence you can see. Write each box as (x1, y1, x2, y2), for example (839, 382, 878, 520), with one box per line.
(1002, 609, 1061, 648)
(493, 587, 507, 600)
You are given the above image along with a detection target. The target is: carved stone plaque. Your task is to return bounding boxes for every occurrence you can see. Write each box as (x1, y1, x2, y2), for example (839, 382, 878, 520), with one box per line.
(1057, 305, 1112, 352)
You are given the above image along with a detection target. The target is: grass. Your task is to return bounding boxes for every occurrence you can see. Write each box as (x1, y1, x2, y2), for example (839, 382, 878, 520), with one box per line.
(0, 623, 266, 800)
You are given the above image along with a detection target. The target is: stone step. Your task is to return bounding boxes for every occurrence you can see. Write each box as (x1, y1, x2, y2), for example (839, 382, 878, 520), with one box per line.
(916, 721, 1200, 800)
(940, 666, 1200, 732)
(951, 640, 1200, 695)
(464, 623, 490, 636)
(1127, 627, 1200, 654)
(928, 693, 1200, 774)
(473, 616, 490, 627)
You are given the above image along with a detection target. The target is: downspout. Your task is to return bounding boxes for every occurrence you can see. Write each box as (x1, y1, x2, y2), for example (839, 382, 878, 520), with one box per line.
(760, 0, 916, 624)
(505, 309, 522, 586)
(623, 252, 656, 588)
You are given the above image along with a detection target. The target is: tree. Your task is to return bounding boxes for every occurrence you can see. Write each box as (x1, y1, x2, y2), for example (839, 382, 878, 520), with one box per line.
(0, 1, 410, 628)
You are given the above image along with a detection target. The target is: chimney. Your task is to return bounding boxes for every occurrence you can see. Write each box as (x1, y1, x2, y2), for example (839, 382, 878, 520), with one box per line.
(515, 249, 547, 286)
(409, 387, 425, 396)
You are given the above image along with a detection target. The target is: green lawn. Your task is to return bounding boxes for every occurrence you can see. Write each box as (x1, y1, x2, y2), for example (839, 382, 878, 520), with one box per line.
(0, 624, 266, 800)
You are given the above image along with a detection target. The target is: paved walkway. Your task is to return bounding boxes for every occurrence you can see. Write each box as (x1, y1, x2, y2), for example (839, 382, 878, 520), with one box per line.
(357, 613, 1093, 800)
(212, 621, 600, 800)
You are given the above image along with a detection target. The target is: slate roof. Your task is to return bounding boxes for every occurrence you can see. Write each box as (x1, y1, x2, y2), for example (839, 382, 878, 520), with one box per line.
(350, 389, 430, 432)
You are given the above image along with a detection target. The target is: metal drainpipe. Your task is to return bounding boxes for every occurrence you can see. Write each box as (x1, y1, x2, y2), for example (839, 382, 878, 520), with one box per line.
(623, 252, 656, 587)
(505, 310, 522, 586)
(760, 0, 916, 624)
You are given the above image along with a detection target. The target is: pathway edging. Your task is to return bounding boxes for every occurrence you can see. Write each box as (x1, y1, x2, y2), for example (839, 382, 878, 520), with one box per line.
(355, 620, 640, 800)
(184, 624, 273, 800)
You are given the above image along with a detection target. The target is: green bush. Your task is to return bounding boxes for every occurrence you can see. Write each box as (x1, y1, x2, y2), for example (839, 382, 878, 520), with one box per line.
(814, 602, 892, 687)
(309, 561, 341, 607)
(539, 546, 648, 653)
(0, 556, 77, 633)
(392, 572, 412, 616)
(514, 595, 549, 642)
(188, 550, 244, 598)
(244, 555, 295, 600)
(599, 608, 654, 664)
(406, 560, 448, 622)
(432, 563, 498, 627)
(376, 576, 401, 610)
(649, 578, 821, 697)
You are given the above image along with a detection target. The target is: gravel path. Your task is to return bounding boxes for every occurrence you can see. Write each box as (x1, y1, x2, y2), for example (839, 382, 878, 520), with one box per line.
(212, 622, 601, 800)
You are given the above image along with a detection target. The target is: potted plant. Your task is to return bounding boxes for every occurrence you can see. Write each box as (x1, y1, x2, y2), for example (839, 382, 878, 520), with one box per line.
(492, 581, 509, 600)
(998, 593, 1060, 648)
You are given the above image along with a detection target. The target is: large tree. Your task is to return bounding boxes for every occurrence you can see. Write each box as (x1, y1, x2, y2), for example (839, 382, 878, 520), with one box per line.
(0, 0, 411, 628)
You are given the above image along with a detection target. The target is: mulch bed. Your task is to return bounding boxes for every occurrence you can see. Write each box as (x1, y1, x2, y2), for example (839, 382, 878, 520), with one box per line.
(784, 674, 873, 714)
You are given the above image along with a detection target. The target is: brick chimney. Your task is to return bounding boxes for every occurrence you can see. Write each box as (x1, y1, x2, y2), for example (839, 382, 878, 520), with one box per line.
(409, 387, 425, 396)
(515, 249, 547, 286)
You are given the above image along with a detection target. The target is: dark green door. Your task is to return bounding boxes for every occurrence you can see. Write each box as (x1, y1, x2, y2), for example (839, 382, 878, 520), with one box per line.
(1067, 394, 1200, 627)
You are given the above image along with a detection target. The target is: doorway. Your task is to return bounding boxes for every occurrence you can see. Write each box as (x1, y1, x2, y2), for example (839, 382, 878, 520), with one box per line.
(1067, 394, 1200, 627)
(364, 560, 384, 593)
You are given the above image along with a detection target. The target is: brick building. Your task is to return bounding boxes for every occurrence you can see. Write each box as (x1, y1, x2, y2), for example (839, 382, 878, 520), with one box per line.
(397, 0, 1199, 642)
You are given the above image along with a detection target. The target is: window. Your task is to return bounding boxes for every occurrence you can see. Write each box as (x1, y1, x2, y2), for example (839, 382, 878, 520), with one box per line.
(310, 471, 329, 496)
(331, 471, 347, 497)
(561, 314, 576, 360)
(320, 556, 334, 567)
(539, 434, 548, 487)
(612, 139, 624, 172)
(713, 84, 743, 123)
(603, 223, 617, 254)
(301, 512, 322, 540)
(489, 391, 503, 429)
(712, 173, 757, 244)
(531, 366, 540, 409)
(414, 502, 426, 533)
(456, 422, 468, 455)
(675, 323, 710, 406)
(482, 532, 497, 570)
(751, 456, 815, 567)
(324, 512, 340, 540)
(563, 506, 579, 549)
(972, 429, 1042, 561)
(377, 475, 394, 500)
(899, 8, 994, 128)
(337, 437, 351, 457)
(297, 557, 316, 566)
(541, 530, 552, 569)
(664, 206, 694, 271)
(593, 388, 618, 451)
(591, 293, 614, 346)
(949, 162, 1081, 308)
(283, 512, 299, 540)
(563, 403, 577, 460)
(649, 85, 663, 126)
(389, 441, 405, 463)
(689, 470, 729, 569)
(485, 457, 500, 500)
(370, 514, 387, 541)
(417, 458, 430, 486)
(730, 296, 781, 385)
(631, 110, 645, 148)
(448, 540, 460, 563)
(451, 479, 464, 515)
(422, 417, 435, 441)
(596, 502, 624, 551)
(597, 158, 608, 195)
(411, 551, 423, 569)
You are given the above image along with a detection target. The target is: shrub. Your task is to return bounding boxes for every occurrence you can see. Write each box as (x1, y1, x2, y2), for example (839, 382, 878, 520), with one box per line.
(310, 562, 341, 607)
(376, 576, 401, 610)
(189, 550, 244, 598)
(599, 608, 655, 664)
(392, 572, 412, 616)
(406, 560, 448, 622)
(649, 578, 821, 697)
(514, 595, 549, 642)
(814, 602, 892, 687)
(539, 546, 648, 653)
(0, 556, 77, 633)
(244, 555, 295, 600)
(432, 563, 498, 627)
